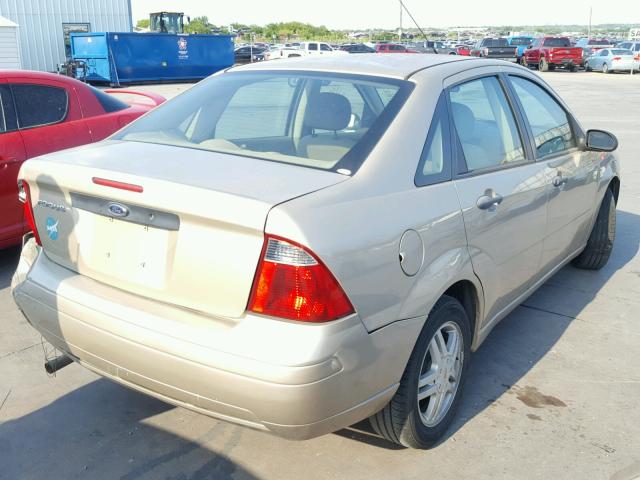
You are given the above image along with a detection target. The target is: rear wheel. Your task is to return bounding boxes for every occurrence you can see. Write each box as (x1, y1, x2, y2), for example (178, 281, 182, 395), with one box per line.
(572, 189, 616, 270)
(602, 63, 610, 74)
(568, 64, 577, 72)
(539, 58, 549, 71)
(585, 63, 593, 72)
(369, 295, 471, 449)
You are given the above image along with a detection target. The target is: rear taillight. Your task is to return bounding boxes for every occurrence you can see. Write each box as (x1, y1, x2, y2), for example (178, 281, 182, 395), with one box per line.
(248, 235, 354, 323)
(18, 180, 41, 245)
(612, 56, 621, 61)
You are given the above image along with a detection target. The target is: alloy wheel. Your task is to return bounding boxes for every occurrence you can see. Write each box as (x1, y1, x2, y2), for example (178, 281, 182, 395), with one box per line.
(417, 321, 464, 427)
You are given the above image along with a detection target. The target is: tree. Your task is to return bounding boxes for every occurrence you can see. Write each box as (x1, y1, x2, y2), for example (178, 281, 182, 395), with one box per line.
(136, 19, 149, 29)
(185, 16, 212, 34)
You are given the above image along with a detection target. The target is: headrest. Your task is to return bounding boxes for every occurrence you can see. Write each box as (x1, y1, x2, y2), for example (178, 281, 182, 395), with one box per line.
(451, 102, 476, 137)
(305, 92, 351, 131)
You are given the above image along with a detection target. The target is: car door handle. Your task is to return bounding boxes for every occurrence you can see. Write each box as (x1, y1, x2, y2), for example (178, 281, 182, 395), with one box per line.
(0, 157, 19, 168)
(476, 192, 504, 210)
(552, 175, 568, 187)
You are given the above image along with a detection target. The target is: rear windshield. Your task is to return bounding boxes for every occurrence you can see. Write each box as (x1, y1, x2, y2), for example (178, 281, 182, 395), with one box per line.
(611, 49, 633, 55)
(483, 38, 509, 47)
(544, 38, 571, 47)
(91, 87, 129, 113)
(510, 38, 532, 46)
(589, 39, 611, 46)
(115, 71, 412, 175)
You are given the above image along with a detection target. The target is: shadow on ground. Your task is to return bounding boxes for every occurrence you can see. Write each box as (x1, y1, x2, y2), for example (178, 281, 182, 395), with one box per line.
(0, 378, 260, 480)
(0, 246, 20, 289)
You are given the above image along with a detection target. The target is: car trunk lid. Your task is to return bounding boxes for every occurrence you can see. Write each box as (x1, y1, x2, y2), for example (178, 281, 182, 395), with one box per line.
(20, 140, 348, 318)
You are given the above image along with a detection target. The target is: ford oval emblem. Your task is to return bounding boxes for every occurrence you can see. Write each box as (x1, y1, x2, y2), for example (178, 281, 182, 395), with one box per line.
(107, 202, 129, 218)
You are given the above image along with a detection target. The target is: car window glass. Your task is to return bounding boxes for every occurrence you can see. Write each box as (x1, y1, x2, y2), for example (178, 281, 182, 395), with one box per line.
(0, 86, 17, 132)
(215, 77, 296, 139)
(421, 119, 444, 175)
(320, 44, 331, 51)
(308, 43, 318, 51)
(12, 84, 68, 129)
(117, 72, 407, 174)
(415, 95, 451, 186)
(449, 76, 525, 172)
(509, 76, 576, 158)
(600, 50, 609, 56)
(90, 87, 129, 113)
(0, 86, 8, 132)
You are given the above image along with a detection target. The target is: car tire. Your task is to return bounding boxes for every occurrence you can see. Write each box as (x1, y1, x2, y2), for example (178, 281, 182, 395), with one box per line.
(585, 63, 592, 72)
(569, 64, 577, 72)
(572, 189, 616, 270)
(539, 58, 549, 71)
(602, 63, 609, 74)
(369, 295, 471, 449)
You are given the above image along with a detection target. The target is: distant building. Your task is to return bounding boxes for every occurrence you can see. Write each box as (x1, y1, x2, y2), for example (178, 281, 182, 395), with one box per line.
(0, 0, 132, 72)
(0, 15, 19, 69)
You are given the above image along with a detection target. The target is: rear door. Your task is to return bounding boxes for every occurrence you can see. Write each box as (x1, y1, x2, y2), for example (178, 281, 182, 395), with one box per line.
(447, 72, 548, 325)
(506, 74, 599, 271)
(0, 82, 27, 245)
(9, 78, 92, 159)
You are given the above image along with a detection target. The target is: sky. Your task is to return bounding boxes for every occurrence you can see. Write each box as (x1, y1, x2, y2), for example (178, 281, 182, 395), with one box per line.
(131, 0, 639, 30)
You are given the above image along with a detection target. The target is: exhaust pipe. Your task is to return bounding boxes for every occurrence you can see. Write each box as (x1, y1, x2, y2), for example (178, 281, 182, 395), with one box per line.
(44, 355, 73, 374)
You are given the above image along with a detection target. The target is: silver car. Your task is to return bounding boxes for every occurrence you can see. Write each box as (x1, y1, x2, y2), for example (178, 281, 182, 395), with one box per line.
(585, 48, 640, 73)
(12, 55, 620, 449)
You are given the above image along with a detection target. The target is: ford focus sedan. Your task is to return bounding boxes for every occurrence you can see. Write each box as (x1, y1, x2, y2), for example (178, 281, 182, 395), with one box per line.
(12, 55, 620, 449)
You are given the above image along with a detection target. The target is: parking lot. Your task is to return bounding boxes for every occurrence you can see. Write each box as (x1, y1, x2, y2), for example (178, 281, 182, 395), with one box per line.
(1, 69, 639, 480)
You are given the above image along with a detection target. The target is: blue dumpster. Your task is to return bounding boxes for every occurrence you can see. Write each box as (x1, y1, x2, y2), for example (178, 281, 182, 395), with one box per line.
(70, 32, 234, 85)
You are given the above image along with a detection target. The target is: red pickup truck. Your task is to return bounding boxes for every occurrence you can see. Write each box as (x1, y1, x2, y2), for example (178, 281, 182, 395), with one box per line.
(522, 37, 583, 71)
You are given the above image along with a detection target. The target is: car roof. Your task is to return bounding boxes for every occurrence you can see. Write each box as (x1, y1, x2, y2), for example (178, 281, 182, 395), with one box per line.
(229, 54, 475, 80)
(0, 70, 86, 87)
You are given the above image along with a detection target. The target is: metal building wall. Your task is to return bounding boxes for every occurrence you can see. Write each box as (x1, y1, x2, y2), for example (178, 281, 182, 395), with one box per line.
(0, 0, 132, 72)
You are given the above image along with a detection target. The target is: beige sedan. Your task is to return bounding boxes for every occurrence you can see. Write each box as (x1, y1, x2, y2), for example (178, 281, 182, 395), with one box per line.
(12, 55, 620, 448)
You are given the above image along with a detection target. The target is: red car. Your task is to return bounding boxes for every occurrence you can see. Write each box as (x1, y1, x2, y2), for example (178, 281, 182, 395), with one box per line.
(0, 71, 164, 249)
(455, 45, 471, 56)
(375, 43, 418, 53)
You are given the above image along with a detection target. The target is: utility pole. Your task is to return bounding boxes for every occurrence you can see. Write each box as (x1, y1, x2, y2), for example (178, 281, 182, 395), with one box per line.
(399, 1, 403, 42)
(588, 6, 592, 39)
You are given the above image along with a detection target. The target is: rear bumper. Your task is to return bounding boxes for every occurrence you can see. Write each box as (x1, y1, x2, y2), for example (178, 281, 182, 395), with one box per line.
(12, 242, 422, 439)
(549, 58, 580, 66)
(611, 60, 639, 71)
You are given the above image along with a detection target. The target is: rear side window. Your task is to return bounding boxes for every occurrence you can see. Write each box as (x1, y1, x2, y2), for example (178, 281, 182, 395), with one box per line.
(12, 84, 68, 129)
(415, 94, 451, 186)
(308, 43, 318, 51)
(90, 87, 129, 113)
(320, 44, 331, 51)
(509, 77, 576, 158)
(449, 76, 526, 172)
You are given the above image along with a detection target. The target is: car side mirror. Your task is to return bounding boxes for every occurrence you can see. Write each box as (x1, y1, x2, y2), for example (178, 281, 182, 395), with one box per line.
(585, 129, 618, 152)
